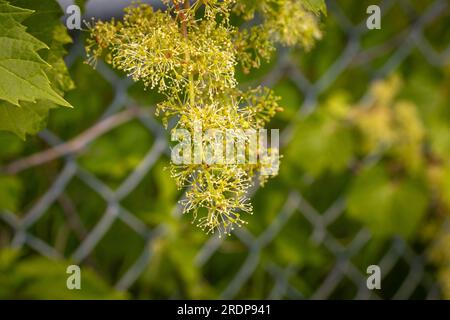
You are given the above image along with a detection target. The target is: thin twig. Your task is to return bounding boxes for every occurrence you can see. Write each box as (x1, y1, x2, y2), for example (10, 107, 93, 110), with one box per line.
(58, 193, 88, 240)
(2, 107, 143, 175)
(57, 193, 99, 270)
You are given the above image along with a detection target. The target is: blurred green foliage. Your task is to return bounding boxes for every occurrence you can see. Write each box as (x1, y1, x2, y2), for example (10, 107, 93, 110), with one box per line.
(0, 249, 126, 299)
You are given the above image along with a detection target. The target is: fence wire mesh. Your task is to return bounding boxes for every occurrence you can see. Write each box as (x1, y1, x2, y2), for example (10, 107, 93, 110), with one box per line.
(1, 0, 449, 299)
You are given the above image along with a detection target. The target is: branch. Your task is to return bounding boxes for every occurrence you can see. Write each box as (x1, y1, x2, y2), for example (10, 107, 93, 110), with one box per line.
(2, 107, 143, 175)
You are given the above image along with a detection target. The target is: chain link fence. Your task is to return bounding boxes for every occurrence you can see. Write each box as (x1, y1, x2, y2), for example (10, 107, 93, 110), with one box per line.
(1, 0, 449, 299)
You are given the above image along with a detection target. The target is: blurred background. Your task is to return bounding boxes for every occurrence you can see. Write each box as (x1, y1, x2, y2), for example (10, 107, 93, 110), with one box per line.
(1, 0, 450, 299)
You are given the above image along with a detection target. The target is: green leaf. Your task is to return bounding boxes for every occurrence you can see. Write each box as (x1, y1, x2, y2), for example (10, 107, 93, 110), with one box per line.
(0, 1, 70, 106)
(0, 100, 58, 139)
(0, 249, 127, 299)
(0, 0, 30, 21)
(11, 0, 75, 94)
(347, 165, 428, 238)
(0, 0, 71, 139)
(287, 112, 355, 177)
(0, 175, 22, 212)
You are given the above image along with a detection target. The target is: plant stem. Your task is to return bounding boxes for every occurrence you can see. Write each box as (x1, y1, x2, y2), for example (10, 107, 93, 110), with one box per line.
(178, 0, 195, 106)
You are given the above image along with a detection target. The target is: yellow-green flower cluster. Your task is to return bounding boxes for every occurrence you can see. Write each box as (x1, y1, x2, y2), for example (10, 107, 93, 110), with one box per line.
(86, 0, 324, 235)
(232, 0, 323, 73)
